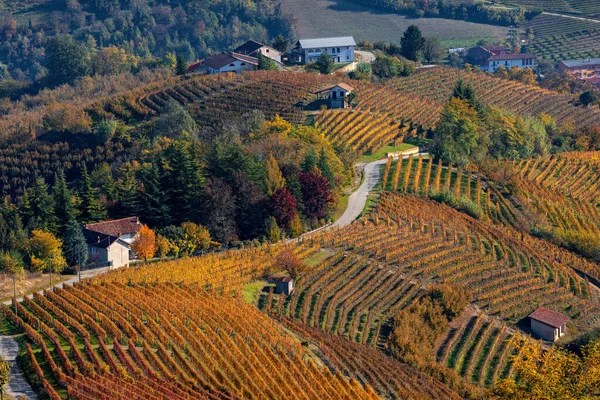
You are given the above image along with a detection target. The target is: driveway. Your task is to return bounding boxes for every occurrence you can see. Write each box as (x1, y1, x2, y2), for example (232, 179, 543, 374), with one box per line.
(355, 50, 376, 63)
(0, 336, 37, 399)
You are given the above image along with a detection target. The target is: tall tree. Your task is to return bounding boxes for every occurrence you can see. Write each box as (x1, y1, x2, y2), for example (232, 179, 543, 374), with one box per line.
(206, 178, 237, 242)
(265, 152, 285, 195)
(270, 187, 297, 230)
(452, 78, 483, 112)
(45, 35, 91, 86)
(63, 220, 88, 268)
(176, 54, 187, 76)
(317, 148, 335, 186)
(137, 163, 170, 227)
(23, 176, 57, 232)
(78, 165, 106, 224)
(298, 171, 333, 220)
(400, 25, 425, 61)
(28, 229, 67, 278)
(422, 37, 445, 64)
(315, 53, 334, 74)
(271, 34, 290, 52)
(265, 216, 281, 243)
(53, 171, 75, 235)
(131, 224, 156, 263)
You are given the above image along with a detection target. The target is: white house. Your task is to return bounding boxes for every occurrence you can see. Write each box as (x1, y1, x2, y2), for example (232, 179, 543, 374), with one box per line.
(293, 36, 356, 65)
(314, 83, 354, 109)
(529, 307, 569, 342)
(202, 52, 259, 74)
(233, 40, 282, 63)
(486, 53, 535, 73)
(84, 216, 142, 268)
(275, 277, 294, 295)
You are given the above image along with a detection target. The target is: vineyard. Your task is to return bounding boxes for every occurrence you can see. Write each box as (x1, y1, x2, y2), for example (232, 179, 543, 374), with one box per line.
(525, 13, 600, 37)
(499, 0, 600, 17)
(390, 67, 600, 129)
(382, 154, 600, 279)
(530, 29, 600, 61)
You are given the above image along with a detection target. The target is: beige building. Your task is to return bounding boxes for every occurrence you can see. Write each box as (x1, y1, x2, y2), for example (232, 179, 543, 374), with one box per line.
(529, 307, 569, 342)
(84, 217, 142, 269)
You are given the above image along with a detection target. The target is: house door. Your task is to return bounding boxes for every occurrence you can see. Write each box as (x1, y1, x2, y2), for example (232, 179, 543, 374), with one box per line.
(336, 57, 340, 63)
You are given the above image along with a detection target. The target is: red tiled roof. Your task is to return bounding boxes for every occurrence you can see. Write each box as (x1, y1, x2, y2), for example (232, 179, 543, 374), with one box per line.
(85, 216, 141, 237)
(481, 45, 509, 55)
(203, 52, 258, 69)
(314, 83, 354, 94)
(186, 61, 203, 73)
(488, 53, 535, 61)
(529, 307, 569, 328)
(279, 277, 293, 283)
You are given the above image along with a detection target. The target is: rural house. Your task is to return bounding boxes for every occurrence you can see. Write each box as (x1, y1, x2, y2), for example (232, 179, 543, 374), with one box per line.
(314, 83, 354, 109)
(199, 52, 259, 75)
(233, 40, 282, 63)
(529, 307, 569, 342)
(83, 216, 142, 268)
(276, 277, 294, 295)
(558, 58, 600, 88)
(467, 45, 535, 72)
(292, 36, 356, 65)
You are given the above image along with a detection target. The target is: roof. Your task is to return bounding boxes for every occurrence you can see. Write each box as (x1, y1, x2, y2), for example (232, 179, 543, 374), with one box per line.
(298, 36, 356, 49)
(203, 52, 258, 69)
(560, 58, 600, 68)
(488, 53, 535, 61)
(83, 229, 121, 249)
(186, 61, 204, 73)
(85, 216, 141, 237)
(314, 83, 354, 94)
(279, 277, 293, 283)
(529, 307, 569, 328)
(481, 45, 509, 54)
(232, 40, 280, 56)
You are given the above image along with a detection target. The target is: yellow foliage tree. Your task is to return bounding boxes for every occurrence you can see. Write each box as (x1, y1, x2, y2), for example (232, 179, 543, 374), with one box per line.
(28, 230, 67, 274)
(132, 224, 156, 263)
(43, 103, 92, 134)
(265, 152, 285, 196)
(92, 46, 138, 76)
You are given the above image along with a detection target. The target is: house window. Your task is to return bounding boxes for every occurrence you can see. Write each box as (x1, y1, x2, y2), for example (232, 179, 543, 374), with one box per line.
(347, 55, 350, 60)
(266, 49, 270, 53)
(241, 63, 246, 66)
(229, 63, 235, 67)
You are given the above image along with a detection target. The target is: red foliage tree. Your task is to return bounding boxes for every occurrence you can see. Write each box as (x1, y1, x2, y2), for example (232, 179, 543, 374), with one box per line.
(298, 171, 333, 220)
(270, 187, 297, 230)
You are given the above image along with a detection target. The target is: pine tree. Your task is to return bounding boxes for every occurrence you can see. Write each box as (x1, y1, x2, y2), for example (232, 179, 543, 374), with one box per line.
(400, 25, 425, 61)
(79, 165, 106, 224)
(63, 219, 88, 268)
(301, 148, 318, 172)
(317, 148, 335, 187)
(138, 163, 170, 227)
(176, 54, 187, 76)
(289, 214, 303, 238)
(116, 163, 140, 218)
(25, 176, 57, 232)
(53, 171, 76, 234)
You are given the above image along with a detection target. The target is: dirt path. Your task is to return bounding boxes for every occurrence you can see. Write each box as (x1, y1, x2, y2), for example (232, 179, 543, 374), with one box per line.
(0, 335, 36, 399)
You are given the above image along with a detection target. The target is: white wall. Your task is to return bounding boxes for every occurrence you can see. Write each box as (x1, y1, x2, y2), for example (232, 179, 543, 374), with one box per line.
(487, 59, 535, 72)
(257, 47, 281, 63)
(531, 319, 558, 342)
(209, 60, 256, 74)
(305, 46, 354, 64)
(107, 241, 130, 269)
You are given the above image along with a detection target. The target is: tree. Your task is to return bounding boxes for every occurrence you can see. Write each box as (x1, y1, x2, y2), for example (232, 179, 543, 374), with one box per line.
(422, 37, 445, 64)
(301, 148, 318, 172)
(176, 54, 187, 76)
(265, 152, 285, 195)
(276, 249, 306, 279)
(63, 220, 88, 268)
(79, 165, 106, 224)
(371, 54, 412, 79)
(257, 53, 278, 70)
(131, 224, 156, 263)
(432, 98, 486, 167)
(349, 62, 372, 80)
(154, 100, 197, 138)
(448, 53, 464, 68)
(0, 251, 25, 304)
(45, 35, 91, 86)
(265, 216, 281, 243)
(289, 214, 303, 238)
(298, 170, 333, 220)
(43, 103, 92, 135)
(270, 188, 297, 230)
(400, 25, 425, 61)
(451, 78, 483, 113)
(53, 171, 76, 234)
(23, 176, 57, 232)
(91, 46, 137, 76)
(155, 234, 171, 259)
(317, 147, 335, 186)
(28, 230, 66, 288)
(0, 355, 9, 400)
(580, 91, 599, 107)
(180, 222, 211, 254)
(206, 178, 237, 242)
(93, 119, 118, 144)
(271, 34, 290, 52)
(316, 53, 334, 74)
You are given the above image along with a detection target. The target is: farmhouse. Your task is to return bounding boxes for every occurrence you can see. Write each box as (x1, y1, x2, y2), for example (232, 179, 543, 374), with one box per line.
(467, 45, 535, 72)
(292, 36, 356, 65)
(233, 40, 282, 63)
(84, 216, 142, 268)
(558, 58, 600, 81)
(201, 52, 259, 74)
(529, 307, 569, 342)
(276, 277, 294, 295)
(314, 83, 354, 109)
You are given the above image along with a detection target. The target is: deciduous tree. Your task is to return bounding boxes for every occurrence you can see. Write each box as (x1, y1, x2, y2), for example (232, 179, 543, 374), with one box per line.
(131, 224, 156, 263)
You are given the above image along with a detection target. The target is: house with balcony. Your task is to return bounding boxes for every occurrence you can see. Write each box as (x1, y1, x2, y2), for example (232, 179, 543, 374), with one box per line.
(292, 36, 356, 65)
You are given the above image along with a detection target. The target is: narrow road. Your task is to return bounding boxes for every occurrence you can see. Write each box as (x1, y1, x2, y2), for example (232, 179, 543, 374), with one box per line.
(0, 336, 36, 399)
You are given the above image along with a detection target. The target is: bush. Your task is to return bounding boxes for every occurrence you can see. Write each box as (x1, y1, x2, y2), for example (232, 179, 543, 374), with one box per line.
(431, 191, 483, 219)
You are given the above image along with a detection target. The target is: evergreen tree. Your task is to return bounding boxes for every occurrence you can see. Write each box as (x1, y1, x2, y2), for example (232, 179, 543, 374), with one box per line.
(271, 34, 290, 52)
(63, 219, 88, 268)
(138, 163, 170, 227)
(400, 25, 425, 61)
(317, 148, 335, 186)
(24, 176, 57, 232)
(301, 148, 318, 172)
(46, 35, 91, 86)
(265, 152, 285, 195)
(115, 163, 139, 218)
(53, 171, 76, 234)
(289, 214, 303, 238)
(176, 54, 188, 76)
(451, 78, 483, 113)
(257, 53, 278, 70)
(79, 165, 106, 224)
(265, 216, 281, 243)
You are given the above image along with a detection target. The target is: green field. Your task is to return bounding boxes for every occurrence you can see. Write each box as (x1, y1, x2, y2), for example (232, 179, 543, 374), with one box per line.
(279, 0, 509, 44)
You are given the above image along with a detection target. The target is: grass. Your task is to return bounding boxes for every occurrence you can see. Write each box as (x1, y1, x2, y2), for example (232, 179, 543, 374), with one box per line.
(333, 192, 350, 221)
(359, 144, 417, 163)
(440, 37, 502, 50)
(279, 0, 509, 44)
(242, 280, 270, 304)
(304, 250, 334, 268)
(0, 273, 75, 303)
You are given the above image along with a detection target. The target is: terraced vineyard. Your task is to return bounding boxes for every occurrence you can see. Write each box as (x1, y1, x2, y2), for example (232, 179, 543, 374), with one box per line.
(500, 0, 600, 16)
(5, 283, 384, 399)
(391, 67, 600, 129)
(531, 29, 600, 61)
(526, 13, 600, 37)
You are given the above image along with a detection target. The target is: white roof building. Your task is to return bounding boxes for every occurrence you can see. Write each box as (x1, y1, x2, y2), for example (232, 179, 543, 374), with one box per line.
(293, 36, 356, 65)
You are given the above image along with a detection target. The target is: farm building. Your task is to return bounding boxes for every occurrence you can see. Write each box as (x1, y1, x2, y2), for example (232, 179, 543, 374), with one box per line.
(467, 45, 535, 72)
(201, 52, 259, 74)
(233, 40, 282, 63)
(276, 277, 294, 295)
(84, 216, 142, 268)
(558, 58, 600, 81)
(529, 307, 569, 342)
(292, 36, 356, 65)
(314, 83, 354, 109)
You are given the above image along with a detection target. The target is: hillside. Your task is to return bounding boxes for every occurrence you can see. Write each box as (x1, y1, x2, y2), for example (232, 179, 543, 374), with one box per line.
(530, 29, 600, 61)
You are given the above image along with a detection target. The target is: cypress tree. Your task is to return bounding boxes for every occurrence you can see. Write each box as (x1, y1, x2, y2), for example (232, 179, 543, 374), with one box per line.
(53, 171, 76, 234)
(79, 165, 106, 224)
(317, 148, 335, 187)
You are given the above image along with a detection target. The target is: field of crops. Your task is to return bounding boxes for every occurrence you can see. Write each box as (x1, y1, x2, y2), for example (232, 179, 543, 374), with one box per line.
(525, 14, 600, 37)
(499, 0, 600, 17)
(531, 29, 600, 61)
(391, 67, 600, 128)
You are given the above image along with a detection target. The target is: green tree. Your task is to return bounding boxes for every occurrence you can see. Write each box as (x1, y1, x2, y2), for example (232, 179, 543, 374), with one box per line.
(45, 35, 91, 86)
(400, 25, 425, 61)
(78, 165, 106, 224)
(316, 53, 334, 74)
(53, 171, 76, 234)
(23, 176, 57, 232)
(317, 147, 335, 186)
(63, 219, 88, 268)
(452, 78, 483, 113)
(349, 62, 372, 80)
(257, 53, 278, 70)
(154, 100, 197, 138)
(432, 98, 486, 167)
(422, 37, 445, 64)
(176, 54, 187, 76)
(301, 148, 318, 172)
(580, 91, 599, 107)
(271, 34, 290, 52)
(93, 119, 118, 144)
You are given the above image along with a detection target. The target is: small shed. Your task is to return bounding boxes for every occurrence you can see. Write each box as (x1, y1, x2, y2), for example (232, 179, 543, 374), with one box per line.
(529, 307, 569, 342)
(314, 83, 354, 109)
(275, 277, 294, 295)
